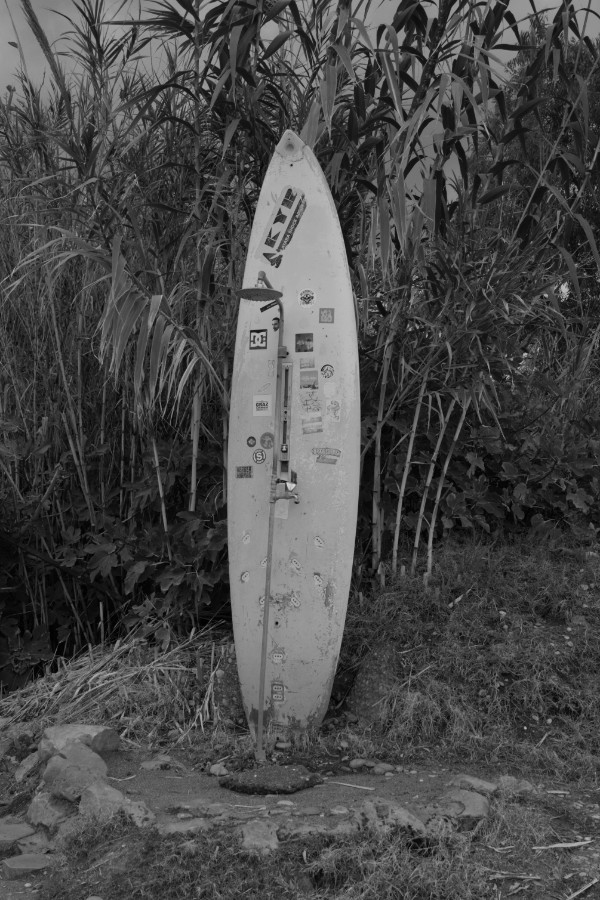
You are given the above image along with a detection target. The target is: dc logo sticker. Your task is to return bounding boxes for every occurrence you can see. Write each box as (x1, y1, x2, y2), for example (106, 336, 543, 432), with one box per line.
(249, 329, 267, 350)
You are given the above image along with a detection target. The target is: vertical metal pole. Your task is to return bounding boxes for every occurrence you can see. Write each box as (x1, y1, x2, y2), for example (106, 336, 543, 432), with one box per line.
(255, 298, 284, 762)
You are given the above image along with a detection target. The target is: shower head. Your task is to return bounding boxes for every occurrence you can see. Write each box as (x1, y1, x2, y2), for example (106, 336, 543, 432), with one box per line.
(236, 286, 282, 302)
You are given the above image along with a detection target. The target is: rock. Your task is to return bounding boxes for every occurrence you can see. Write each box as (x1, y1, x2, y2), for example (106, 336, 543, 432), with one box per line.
(43, 743, 108, 802)
(240, 819, 279, 854)
(373, 763, 396, 775)
(220, 765, 323, 795)
(450, 774, 498, 795)
(39, 725, 120, 763)
(349, 759, 367, 769)
(0, 820, 35, 850)
(426, 789, 490, 830)
(14, 751, 40, 783)
(292, 807, 322, 817)
(347, 642, 398, 724)
(79, 783, 155, 827)
(355, 797, 428, 838)
(140, 755, 183, 771)
(27, 792, 77, 830)
(158, 818, 211, 836)
(278, 818, 356, 839)
(497, 775, 535, 796)
(275, 741, 292, 750)
(17, 831, 53, 854)
(330, 806, 349, 816)
(209, 763, 229, 777)
(1, 853, 52, 879)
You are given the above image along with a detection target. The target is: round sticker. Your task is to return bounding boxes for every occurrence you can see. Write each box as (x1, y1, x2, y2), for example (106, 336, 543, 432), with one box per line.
(260, 432, 274, 449)
(321, 364, 334, 379)
(299, 289, 315, 307)
(247, 436, 256, 447)
(253, 449, 267, 464)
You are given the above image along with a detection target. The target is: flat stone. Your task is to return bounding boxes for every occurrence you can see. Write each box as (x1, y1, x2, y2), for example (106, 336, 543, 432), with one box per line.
(0, 821, 35, 849)
(240, 819, 279, 854)
(79, 782, 155, 828)
(39, 725, 120, 763)
(349, 759, 368, 769)
(330, 806, 349, 816)
(497, 775, 534, 796)
(2, 853, 52, 879)
(27, 792, 77, 830)
(210, 763, 229, 777)
(158, 818, 211, 835)
(14, 751, 40, 783)
(450, 774, 498, 795)
(220, 765, 323, 795)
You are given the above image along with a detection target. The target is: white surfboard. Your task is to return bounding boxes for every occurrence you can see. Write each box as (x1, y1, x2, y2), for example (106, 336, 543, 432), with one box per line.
(227, 130, 360, 744)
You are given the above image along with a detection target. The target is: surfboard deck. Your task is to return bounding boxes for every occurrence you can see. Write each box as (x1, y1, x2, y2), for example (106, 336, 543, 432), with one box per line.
(227, 130, 360, 739)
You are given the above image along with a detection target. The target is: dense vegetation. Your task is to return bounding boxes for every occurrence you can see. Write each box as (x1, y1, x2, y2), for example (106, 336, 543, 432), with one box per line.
(0, 0, 599, 690)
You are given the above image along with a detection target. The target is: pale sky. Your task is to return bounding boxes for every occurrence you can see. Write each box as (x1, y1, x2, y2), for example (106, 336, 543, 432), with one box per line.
(0, 0, 597, 95)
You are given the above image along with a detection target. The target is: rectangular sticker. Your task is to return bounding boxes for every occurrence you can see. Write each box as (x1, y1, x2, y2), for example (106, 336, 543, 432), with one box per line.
(319, 308, 335, 323)
(295, 333, 313, 353)
(236, 466, 253, 478)
(300, 369, 318, 390)
(260, 187, 306, 268)
(253, 395, 272, 416)
(301, 414, 323, 434)
(249, 329, 267, 350)
(299, 357, 314, 369)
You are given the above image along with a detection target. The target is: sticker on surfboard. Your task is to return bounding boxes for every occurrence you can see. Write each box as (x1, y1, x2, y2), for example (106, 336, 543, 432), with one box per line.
(260, 187, 306, 268)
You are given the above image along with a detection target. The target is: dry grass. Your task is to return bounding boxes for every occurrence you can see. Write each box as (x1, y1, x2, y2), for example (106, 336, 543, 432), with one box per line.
(0, 627, 233, 746)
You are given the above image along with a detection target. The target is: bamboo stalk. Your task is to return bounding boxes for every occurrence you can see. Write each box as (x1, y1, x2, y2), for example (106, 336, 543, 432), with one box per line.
(372, 331, 395, 572)
(410, 396, 455, 576)
(189, 383, 201, 512)
(151, 435, 172, 561)
(391, 374, 428, 575)
(425, 397, 471, 582)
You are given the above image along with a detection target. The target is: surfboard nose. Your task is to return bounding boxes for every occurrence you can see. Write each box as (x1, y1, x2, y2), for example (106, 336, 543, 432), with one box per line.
(276, 130, 305, 162)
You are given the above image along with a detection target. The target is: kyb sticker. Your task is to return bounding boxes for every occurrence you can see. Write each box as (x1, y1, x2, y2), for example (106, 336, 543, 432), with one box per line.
(249, 329, 267, 350)
(253, 449, 267, 464)
(300, 369, 319, 390)
(236, 466, 253, 478)
(299, 289, 315, 307)
(312, 447, 341, 465)
(260, 187, 307, 268)
(319, 308, 335, 323)
(253, 394, 272, 416)
(295, 333, 313, 353)
(321, 364, 334, 379)
(271, 681, 285, 703)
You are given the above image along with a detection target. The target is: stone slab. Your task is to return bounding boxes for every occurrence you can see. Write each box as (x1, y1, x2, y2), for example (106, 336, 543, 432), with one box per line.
(1, 853, 52, 880)
(220, 765, 323, 795)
